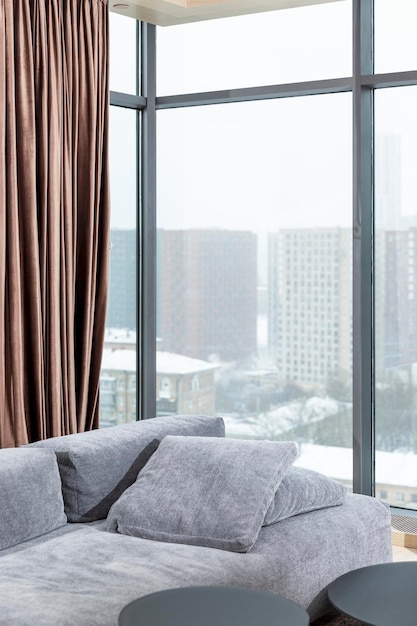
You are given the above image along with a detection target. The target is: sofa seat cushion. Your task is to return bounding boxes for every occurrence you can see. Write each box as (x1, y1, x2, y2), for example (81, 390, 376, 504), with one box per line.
(106, 436, 298, 552)
(0, 494, 392, 625)
(0, 448, 67, 551)
(26, 415, 225, 522)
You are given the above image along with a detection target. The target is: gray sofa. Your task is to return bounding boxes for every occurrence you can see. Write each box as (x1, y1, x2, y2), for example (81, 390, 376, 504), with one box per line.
(0, 415, 392, 625)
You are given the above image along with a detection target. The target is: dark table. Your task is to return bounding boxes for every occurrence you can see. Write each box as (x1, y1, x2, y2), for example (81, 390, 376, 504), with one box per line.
(119, 585, 309, 626)
(328, 561, 417, 626)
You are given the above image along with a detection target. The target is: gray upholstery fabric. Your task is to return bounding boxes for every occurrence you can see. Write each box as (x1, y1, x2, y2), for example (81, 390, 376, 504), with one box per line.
(26, 415, 225, 522)
(0, 493, 392, 625)
(0, 448, 67, 551)
(107, 436, 298, 552)
(263, 466, 347, 525)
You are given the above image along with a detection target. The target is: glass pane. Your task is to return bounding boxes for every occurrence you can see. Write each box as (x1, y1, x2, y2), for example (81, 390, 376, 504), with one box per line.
(100, 106, 138, 428)
(109, 12, 137, 95)
(375, 86, 417, 509)
(156, 94, 352, 486)
(375, 0, 417, 74)
(156, 1, 351, 96)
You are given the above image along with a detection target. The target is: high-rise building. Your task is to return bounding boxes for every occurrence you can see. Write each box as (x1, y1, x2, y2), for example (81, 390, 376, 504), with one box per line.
(374, 134, 417, 378)
(374, 134, 402, 378)
(268, 228, 352, 389)
(106, 229, 136, 330)
(157, 229, 257, 362)
(375, 134, 402, 231)
(380, 228, 417, 374)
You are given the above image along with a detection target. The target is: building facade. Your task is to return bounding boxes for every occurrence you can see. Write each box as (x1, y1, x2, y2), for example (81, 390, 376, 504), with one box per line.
(156, 352, 218, 416)
(100, 348, 137, 428)
(106, 229, 136, 330)
(268, 228, 352, 390)
(380, 228, 417, 375)
(99, 330, 217, 426)
(157, 229, 258, 363)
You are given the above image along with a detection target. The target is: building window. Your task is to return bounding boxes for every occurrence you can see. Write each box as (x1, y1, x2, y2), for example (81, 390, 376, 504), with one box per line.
(191, 375, 200, 392)
(160, 377, 172, 399)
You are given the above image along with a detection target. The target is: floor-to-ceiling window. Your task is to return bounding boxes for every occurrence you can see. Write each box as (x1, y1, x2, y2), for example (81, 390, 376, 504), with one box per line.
(155, 1, 353, 486)
(156, 94, 353, 485)
(372, 0, 417, 509)
(100, 13, 140, 428)
(156, 1, 351, 93)
(108, 0, 417, 511)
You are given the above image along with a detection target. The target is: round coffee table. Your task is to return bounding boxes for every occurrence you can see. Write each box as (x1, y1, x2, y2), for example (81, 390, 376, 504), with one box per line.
(328, 561, 417, 625)
(119, 585, 309, 626)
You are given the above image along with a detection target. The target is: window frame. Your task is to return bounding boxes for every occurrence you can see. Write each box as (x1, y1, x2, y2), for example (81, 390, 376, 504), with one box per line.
(109, 0, 417, 504)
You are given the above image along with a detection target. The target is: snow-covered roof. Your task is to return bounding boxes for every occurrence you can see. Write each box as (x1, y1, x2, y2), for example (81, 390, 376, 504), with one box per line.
(101, 349, 136, 372)
(101, 348, 218, 375)
(156, 351, 218, 375)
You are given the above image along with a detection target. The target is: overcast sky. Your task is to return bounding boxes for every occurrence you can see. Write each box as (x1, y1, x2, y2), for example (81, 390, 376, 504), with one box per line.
(108, 0, 417, 231)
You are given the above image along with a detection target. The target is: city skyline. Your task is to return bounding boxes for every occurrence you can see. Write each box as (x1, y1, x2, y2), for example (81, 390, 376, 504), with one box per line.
(106, 223, 417, 379)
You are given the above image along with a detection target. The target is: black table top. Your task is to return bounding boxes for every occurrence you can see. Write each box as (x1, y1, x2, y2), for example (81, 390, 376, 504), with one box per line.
(328, 561, 417, 626)
(119, 585, 309, 626)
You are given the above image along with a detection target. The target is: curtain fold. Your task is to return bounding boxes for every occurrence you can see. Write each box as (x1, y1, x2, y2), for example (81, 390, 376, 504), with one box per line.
(0, 0, 110, 447)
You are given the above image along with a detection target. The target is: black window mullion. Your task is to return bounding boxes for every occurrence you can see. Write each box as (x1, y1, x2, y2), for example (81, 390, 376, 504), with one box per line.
(138, 21, 157, 420)
(352, 0, 374, 496)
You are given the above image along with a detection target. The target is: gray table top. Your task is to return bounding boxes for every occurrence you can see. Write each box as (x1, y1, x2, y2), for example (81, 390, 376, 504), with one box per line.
(119, 585, 309, 626)
(328, 561, 417, 626)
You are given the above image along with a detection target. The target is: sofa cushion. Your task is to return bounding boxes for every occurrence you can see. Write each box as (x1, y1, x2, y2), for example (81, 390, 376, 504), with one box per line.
(106, 435, 297, 552)
(0, 448, 67, 551)
(263, 466, 347, 525)
(26, 415, 225, 522)
(0, 493, 393, 624)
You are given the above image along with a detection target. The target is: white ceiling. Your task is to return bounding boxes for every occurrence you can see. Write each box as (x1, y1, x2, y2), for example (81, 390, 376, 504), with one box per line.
(110, 0, 341, 27)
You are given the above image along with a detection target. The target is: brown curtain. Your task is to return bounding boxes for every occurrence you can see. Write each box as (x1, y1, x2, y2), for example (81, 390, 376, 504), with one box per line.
(0, 0, 110, 447)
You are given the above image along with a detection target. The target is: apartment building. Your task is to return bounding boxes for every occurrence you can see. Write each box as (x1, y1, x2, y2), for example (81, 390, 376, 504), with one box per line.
(100, 329, 217, 425)
(268, 228, 352, 389)
(157, 229, 258, 363)
(382, 228, 417, 372)
(106, 229, 136, 330)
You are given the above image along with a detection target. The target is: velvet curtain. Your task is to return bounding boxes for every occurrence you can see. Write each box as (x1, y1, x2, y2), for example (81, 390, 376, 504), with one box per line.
(0, 0, 110, 447)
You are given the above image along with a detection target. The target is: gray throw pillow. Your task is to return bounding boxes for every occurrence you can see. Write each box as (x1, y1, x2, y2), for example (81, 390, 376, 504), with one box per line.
(0, 448, 67, 551)
(263, 466, 347, 526)
(106, 435, 298, 552)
